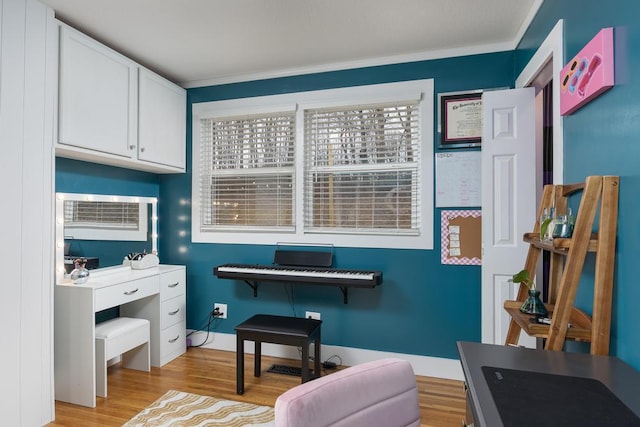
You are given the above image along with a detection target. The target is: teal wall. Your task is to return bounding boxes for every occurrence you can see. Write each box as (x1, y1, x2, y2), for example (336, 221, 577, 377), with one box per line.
(514, 0, 640, 368)
(53, 0, 640, 368)
(158, 52, 514, 360)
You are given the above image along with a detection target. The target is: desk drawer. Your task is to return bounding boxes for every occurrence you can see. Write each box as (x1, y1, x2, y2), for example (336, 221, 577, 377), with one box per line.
(161, 268, 185, 301)
(161, 295, 185, 329)
(161, 321, 185, 358)
(95, 276, 159, 312)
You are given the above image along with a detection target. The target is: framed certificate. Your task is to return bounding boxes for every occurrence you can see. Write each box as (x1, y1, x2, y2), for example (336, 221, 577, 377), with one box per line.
(438, 91, 483, 149)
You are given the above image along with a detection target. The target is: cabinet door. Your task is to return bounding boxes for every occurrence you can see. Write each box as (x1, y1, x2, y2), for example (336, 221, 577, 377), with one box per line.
(58, 26, 136, 158)
(138, 69, 186, 169)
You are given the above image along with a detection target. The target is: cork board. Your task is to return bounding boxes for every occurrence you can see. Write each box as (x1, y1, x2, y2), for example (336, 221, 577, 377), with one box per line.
(441, 210, 481, 265)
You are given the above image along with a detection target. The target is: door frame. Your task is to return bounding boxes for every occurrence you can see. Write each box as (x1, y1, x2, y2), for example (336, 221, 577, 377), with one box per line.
(516, 19, 565, 185)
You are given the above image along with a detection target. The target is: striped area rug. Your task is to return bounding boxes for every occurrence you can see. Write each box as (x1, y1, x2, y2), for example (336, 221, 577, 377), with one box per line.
(123, 390, 275, 426)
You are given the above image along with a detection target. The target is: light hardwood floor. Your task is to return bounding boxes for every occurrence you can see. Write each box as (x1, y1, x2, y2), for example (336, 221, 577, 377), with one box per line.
(49, 347, 466, 426)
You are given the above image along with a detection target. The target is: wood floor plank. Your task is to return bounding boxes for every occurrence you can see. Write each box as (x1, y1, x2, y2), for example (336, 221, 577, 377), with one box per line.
(48, 347, 466, 426)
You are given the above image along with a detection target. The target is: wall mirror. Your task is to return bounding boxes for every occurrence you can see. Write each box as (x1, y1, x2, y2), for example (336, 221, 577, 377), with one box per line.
(55, 193, 157, 284)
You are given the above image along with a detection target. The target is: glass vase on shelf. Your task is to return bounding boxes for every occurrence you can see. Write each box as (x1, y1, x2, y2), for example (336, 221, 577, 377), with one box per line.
(70, 257, 90, 284)
(540, 207, 555, 241)
(552, 214, 566, 238)
(551, 207, 575, 239)
(520, 289, 548, 316)
(510, 269, 549, 317)
(563, 207, 575, 238)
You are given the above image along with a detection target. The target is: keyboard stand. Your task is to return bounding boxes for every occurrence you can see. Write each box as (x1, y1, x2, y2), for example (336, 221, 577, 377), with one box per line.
(243, 279, 259, 297)
(241, 278, 353, 304)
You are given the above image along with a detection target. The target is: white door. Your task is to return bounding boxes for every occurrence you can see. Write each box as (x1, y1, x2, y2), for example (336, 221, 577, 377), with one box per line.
(481, 87, 539, 347)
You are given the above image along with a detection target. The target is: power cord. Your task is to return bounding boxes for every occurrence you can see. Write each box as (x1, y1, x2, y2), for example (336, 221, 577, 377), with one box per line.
(190, 310, 222, 347)
(187, 312, 216, 337)
(285, 284, 297, 318)
(300, 347, 342, 371)
(322, 354, 342, 370)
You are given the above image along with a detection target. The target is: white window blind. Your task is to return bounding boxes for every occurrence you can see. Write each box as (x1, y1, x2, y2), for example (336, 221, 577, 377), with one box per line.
(304, 101, 420, 234)
(64, 200, 140, 230)
(199, 111, 296, 231)
(192, 79, 434, 249)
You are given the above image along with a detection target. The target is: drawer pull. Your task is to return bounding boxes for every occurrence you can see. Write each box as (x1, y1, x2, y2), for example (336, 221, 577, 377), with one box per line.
(168, 282, 179, 288)
(168, 308, 180, 315)
(124, 288, 139, 295)
(169, 334, 180, 343)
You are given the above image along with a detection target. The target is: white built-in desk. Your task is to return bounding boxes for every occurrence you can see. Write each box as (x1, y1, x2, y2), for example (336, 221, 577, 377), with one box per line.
(54, 265, 186, 407)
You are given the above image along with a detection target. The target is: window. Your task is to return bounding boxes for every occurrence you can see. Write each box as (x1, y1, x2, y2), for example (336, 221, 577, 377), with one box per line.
(192, 79, 433, 249)
(199, 111, 296, 232)
(304, 101, 420, 235)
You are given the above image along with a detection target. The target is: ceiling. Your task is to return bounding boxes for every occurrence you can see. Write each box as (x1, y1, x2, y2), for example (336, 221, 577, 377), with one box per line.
(41, 0, 542, 88)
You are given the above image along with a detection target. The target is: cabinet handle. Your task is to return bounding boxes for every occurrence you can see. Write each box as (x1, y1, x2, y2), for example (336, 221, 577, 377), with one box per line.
(168, 308, 180, 315)
(140, 147, 146, 152)
(124, 288, 139, 295)
(169, 335, 180, 343)
(168, 282, 179, 288)
(129, 145, 136, 150)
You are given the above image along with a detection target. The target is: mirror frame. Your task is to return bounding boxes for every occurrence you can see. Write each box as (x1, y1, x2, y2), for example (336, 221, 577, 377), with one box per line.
(55, 192, 158, 284)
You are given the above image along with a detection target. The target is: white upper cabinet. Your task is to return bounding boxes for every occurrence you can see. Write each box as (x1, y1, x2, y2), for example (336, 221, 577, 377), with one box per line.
(58, 26, 136, 159)
(138, 69, 186, 169)
(56, 24, 186, 173)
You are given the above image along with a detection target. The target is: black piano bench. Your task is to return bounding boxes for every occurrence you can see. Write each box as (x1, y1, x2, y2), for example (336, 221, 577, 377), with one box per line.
(235, 314, 322, 395)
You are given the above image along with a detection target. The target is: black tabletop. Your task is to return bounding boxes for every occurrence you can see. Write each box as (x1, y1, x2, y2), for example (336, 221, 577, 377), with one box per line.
(457, 341, 640, 427)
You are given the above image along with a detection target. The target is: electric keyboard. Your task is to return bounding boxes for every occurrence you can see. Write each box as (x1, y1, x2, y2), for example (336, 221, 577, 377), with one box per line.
(214, 263, 382, 287)
(213, 249, 382, 303)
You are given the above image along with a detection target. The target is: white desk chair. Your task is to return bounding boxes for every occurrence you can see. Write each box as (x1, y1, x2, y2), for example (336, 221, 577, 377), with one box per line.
(95, 317, 150, 397)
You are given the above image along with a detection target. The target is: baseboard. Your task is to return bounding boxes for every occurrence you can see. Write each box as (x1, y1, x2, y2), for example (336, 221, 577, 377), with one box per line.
(186, 330, 464, 381)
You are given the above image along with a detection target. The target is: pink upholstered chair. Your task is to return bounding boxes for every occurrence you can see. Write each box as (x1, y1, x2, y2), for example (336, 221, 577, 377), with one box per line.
(274, 358, 420, 427)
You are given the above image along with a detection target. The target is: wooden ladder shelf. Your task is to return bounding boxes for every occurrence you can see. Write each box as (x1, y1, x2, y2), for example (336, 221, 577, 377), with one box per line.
(504, 175, 619, 355)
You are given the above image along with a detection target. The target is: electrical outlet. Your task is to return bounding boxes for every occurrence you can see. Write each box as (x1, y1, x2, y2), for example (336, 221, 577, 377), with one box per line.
(305, 311, 321, 320)
(213, 303, 227, 319)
